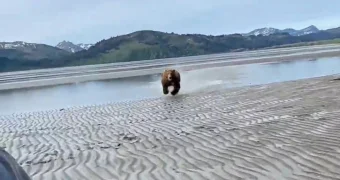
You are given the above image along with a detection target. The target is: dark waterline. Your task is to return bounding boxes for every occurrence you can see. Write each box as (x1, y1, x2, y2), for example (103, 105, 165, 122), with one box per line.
(1, 57, 340, 115)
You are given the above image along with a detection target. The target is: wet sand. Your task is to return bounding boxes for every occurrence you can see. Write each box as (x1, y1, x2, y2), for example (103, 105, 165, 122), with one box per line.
(1, 74, 340, 179)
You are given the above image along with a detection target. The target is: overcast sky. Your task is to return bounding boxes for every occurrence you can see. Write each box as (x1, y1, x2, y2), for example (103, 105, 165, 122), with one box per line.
(1, 0, 340, 45)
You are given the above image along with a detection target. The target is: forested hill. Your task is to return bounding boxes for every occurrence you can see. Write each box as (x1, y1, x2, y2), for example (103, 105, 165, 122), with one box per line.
(1, 26, 340, 72)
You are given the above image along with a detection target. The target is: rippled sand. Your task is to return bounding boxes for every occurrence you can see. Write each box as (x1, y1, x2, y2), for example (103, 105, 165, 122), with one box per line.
(1, 75, 340, 180)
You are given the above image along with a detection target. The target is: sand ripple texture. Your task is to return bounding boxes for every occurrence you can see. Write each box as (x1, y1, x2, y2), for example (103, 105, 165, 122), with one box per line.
(2, 75, 340, 180)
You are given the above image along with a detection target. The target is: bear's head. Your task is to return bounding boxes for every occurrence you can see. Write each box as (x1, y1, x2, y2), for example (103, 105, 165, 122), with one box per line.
(167, 69, 176, 81)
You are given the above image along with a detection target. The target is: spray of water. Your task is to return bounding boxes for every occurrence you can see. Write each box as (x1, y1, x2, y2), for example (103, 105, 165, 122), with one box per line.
(147, 65, 243, 96)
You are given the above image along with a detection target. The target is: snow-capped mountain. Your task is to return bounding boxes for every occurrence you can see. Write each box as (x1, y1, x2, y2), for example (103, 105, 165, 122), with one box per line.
(298, 25, 319, 35)
(0, 41, 37, 49)
(246, 27, 280, 36)
(56, 41, 93, 53)
(244, 25, 320, 36)
(0, 41, 70, 60)
(78, 43, 93, 50)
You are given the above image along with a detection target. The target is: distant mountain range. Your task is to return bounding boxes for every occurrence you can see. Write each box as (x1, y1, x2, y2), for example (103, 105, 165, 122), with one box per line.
(56, 41, 93, 53)
(1, 25, 340, 72)
(243, 25, 320, 36)
(0, 41, 70, 60)
(52, 25, 320, 53)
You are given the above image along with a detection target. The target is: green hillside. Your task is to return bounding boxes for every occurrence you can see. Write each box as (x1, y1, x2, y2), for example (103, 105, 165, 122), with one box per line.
(61, 28, 340, 66)
(1, 27, 340, 72)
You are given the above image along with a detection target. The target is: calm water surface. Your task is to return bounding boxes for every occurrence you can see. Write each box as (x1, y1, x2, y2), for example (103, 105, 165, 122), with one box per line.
(1, 57, 340, 115)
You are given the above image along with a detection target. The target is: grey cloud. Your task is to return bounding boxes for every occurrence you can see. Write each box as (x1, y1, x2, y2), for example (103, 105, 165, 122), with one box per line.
(0, 0, 339, 45)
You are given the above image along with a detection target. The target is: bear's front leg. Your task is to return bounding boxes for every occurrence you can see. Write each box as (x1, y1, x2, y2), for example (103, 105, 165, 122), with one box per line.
(163, 85, 169, 94)
(171, 83, 180, 96)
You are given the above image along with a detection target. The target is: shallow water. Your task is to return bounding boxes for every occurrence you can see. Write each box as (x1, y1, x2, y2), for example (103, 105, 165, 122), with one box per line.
(1, 57, 340, 115)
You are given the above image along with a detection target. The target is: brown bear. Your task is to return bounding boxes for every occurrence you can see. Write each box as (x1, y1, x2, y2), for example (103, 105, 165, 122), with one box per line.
(161, 69, 181, 95)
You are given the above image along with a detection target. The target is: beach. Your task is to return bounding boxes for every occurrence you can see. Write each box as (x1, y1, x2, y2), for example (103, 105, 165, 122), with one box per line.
(1, 74, 340, 179)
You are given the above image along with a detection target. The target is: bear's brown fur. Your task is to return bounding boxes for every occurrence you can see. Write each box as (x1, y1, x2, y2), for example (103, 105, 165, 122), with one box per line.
(161, 69, 181, 95)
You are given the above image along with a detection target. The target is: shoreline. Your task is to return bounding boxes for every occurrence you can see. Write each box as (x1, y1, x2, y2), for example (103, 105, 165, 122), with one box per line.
(1, 73, 339, 115)
(1, 74, 338, 115)
(1, 43, 340, 76)
(2, 74, 340, 179)
(1, 45, 340, 91)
